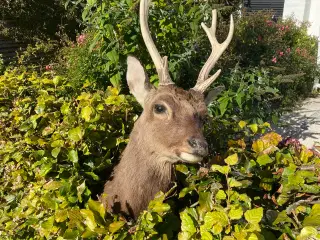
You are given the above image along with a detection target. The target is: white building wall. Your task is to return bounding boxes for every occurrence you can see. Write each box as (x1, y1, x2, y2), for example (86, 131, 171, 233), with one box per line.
(283, 0, 320, 65)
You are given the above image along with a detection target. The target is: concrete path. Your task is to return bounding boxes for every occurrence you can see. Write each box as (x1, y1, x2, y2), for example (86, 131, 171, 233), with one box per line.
(272, 95, 320, 148)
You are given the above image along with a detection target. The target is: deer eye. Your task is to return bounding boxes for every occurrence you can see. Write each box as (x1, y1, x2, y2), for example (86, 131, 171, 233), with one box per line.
(154, 104, 166, 114)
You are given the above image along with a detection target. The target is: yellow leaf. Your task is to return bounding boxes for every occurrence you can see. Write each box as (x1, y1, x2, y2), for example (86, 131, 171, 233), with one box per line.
(225, 153, 239, 165)
(238, 121, 247, 129)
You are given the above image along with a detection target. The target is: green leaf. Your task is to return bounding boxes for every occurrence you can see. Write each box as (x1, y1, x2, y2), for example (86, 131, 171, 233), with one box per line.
(41, 216, 54, 229)
(218, 97, 229, 116)
(61, 102, 70, 115)
(303, 204, 320, 226)
(68, 127, 83, 142)
(228, 178, 243, 188)
(81, 106, 93, 122)
(44, 181, 63, 190)
(88, 199, 105, 219)
(203, 211, 229, 230)
(180, 211, 196, 236)
(229, 205, 243, 220)
(80, 209, 97, 231)
(224, 153, 239, 165)
(244, 207, 263, 224)
(201, 231, 213, 240)
(215, 190, 226, 200)
(238, 120, 247, 129)
(63, 229, 80, 239)
(53, 76, 62, 86)
(211, 165, 230, 174)
(176, 164, 189, 174)
(77, 181, 86, 202)
(179, 187, 193, 198)
(257, 154, 274, 166)
(68, 150, 78, 163)
(249, 123, 258, 133)
(51, 140, 64, 148)
(109, 221, 125, 234)
(297, 227, 318, 240)
(55, 209, 68, 223)
(51, 147, 60, 158)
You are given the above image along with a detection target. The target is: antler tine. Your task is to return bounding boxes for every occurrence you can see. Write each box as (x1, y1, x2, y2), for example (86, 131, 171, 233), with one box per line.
(192, 10, 234, 93)
(140, 0, 174, 86)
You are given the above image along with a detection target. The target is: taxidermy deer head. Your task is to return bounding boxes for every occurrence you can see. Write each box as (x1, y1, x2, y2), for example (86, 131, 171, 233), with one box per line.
(102, 0, 234, 219)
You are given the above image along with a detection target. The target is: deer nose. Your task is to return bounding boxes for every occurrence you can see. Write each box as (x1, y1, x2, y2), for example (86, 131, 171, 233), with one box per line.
(187, 137, 208, 157)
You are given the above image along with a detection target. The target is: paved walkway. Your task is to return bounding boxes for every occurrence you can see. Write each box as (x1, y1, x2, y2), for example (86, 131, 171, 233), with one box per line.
(272, 96, 320, 148)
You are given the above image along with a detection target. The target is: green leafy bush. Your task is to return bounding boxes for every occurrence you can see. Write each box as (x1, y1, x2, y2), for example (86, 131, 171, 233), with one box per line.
(0, 54, 4, 74)
(1, 68, 320, 239)
(57, 2, 319, 110)
(0, 67, 137, 238)
(57, 0, 241, 90)
(233, 11, 319, 104)
(0, 0, 81, 42)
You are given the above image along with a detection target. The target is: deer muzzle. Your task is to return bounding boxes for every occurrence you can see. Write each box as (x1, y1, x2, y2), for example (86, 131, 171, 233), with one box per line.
(179, 137, 208, 163)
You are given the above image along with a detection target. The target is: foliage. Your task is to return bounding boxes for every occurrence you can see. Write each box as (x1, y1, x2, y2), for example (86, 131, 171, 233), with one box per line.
(0, 54, 4, 74)
(57, 0, 241, 89)
(0, 0, 81, 42)
(233, 11, 320, 105)
(55, 32, 119, 90)
(1, 67, 320, 239)
(0, 68, 137, 238)
(57, 3, 319, 107)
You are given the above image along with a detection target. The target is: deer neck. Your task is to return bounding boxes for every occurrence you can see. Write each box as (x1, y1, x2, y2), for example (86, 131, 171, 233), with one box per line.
(119, 124, 174, 186)
(104, 121, 174, 218)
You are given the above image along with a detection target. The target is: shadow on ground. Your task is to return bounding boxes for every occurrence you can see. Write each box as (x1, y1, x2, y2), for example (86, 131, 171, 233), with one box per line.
(271, 96, 320, 148)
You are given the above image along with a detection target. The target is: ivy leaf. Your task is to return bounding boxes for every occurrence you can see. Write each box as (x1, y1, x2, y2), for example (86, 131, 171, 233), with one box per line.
(109, 221, 125, 234)
(41, 216, 54, 229)
(211, 165, 230, 174)
(77, 181, 86, 203)
(61, 102, 70, 115)
(51, 147, 60, 158)
(55, 209, 68, 223)
(245, 207, 263, 224)
(302, 204, 320, 226)
(238, 120, 247, 129)
(180, 210, 196, 236)
(44, 181, 63, 190)
(224, 153, 239, 165)
(257, 154, 274, 166)
(229, 205, 243, 220)
(228, 178, 243, 188)
(215, 190, 227, 200)
(248, 123, 258, 133)
(68, 150, 78, 163)
(80, 209, 97, 231)
(81, 106, 93, 122)
(88, 199, 105, 219)
(297, 226, 318, 239)
(68, 127, 83, 142)
(176, 164, 189, 174)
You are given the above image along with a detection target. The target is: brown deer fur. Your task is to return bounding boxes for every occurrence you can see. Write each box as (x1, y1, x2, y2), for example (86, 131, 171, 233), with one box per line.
(102, 85, 208, 218)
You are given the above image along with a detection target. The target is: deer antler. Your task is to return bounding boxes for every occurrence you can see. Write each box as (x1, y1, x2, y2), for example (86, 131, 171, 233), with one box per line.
(192, 10, 234, 93)
(140, 0, 174, 86)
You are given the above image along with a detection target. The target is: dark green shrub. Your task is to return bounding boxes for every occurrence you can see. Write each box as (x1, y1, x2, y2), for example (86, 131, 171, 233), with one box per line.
(0, 0, 81, 42)
(57, 0, 241, 90)
(233, 11, 319, 104)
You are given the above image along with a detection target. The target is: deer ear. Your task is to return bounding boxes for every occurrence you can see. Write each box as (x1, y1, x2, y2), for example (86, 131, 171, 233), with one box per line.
(126, 56, 153, 107)
(205, 85, 225, 105)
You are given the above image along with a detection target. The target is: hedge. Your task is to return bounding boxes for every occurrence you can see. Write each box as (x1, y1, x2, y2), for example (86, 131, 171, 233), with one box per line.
(1, 68, 320, 239)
